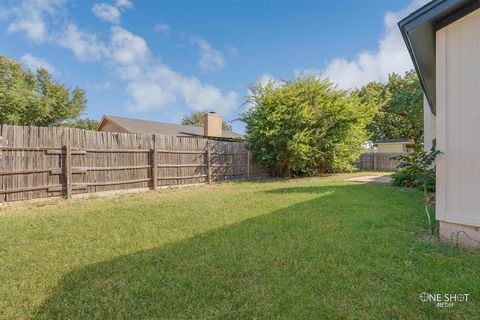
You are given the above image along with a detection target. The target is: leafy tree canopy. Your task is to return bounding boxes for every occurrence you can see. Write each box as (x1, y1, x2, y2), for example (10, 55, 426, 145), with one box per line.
(241, 77, 376, 176)
(61, 118, 99, 131)
(181, 111, 232, 130)
(0, 55, 87, 127)
(355, 70, 423, 143)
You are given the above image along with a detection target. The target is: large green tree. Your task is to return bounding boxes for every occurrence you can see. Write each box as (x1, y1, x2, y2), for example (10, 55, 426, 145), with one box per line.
(0, 55, 87, 127)
(356, 70, 423, 142)
(241, 77, 376, 176)
(181, 111, 232, 130)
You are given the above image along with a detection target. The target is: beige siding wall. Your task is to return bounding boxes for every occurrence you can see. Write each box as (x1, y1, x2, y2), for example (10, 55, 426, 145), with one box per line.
(377, 144, 406, 153)
(436, 9, 480, 238)
(423, 95, 436, 151)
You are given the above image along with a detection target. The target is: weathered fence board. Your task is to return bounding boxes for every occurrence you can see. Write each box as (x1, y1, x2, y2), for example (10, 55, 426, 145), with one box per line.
(0, 124, 268, 202)
(356, 152, 404, 172)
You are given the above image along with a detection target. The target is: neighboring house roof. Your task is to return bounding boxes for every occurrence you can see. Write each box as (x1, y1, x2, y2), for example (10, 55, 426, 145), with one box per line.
(398, 0, 479, 115)
(97, 115, 243, 139)
(374, 138, 414, 145)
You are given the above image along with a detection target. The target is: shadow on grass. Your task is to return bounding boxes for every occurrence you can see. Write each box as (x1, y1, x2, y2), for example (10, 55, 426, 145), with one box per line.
(35, 184, 479, 319)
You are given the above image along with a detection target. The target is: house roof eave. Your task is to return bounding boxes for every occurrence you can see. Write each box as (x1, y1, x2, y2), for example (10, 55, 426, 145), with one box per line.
(398, 0, 480, 116)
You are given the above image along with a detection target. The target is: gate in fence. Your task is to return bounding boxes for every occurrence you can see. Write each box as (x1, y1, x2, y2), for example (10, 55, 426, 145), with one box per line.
(355, 152, 404, 172)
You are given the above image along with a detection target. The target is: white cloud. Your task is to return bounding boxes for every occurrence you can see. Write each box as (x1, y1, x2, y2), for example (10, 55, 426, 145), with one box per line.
(116, 0, 133, 9)
(155, 24, 170, 36)
(191, 37, 226, 72)
(146, 65, 238, 112)
(8, 17, 47, 42)
(21, 53, 57, 74)
(124, 65, 239, 113)
(3, 1, 239, 116)
(4, 1, 107, 61)
(110, 26, 150, 65)
(295, 0, 429, 89)
(126, 81, 177, 111)
(56, 23, 108, 61)
(92, 3, 121, 24)
(109, 28, 238, 114)
(92, 0, 133, 24)
(6, 0, 65, 42)
(258, 73, 277, 86)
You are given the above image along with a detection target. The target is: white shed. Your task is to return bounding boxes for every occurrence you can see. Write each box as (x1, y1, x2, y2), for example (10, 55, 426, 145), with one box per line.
(400, 0, 480, 247)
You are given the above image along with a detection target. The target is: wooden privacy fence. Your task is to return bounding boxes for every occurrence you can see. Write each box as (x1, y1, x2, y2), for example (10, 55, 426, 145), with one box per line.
(0, 125, 268, 203)
(356, 152, 404, 172)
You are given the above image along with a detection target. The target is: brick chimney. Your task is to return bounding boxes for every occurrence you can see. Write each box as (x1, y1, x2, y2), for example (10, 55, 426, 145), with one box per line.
(204, 112, 223, 137)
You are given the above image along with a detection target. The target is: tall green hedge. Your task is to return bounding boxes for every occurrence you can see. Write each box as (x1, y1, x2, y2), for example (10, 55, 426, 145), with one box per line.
(241, 77, 376, 176)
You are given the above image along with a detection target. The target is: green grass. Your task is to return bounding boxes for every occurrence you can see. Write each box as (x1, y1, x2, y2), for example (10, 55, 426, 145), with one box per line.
(0, 173, 479, 319)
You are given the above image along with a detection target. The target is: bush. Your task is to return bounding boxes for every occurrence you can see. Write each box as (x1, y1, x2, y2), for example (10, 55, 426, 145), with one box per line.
(391, 141, 440, 192)
(391, 169, 435, 192)
(241, 77, 376, 176)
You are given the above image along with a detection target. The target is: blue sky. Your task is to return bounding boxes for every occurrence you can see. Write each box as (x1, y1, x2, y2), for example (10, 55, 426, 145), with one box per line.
(0, 0, 426, 133)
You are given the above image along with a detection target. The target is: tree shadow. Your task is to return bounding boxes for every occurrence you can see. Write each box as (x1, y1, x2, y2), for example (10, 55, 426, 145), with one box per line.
(34, 184, 479, 319)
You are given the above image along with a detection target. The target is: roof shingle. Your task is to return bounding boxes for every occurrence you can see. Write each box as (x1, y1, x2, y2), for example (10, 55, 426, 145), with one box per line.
(102, 115, 242, 139)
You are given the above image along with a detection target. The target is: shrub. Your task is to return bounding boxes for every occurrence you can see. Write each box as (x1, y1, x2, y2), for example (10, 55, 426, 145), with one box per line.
(391, 141, 441, 235)
(241, 77, 376, 176)
(391, 142, 439, 192)
(391, 168, 436, 192)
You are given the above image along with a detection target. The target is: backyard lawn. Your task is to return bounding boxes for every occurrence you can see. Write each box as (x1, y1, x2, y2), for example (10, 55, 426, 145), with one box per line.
(1, 173, 479, 319)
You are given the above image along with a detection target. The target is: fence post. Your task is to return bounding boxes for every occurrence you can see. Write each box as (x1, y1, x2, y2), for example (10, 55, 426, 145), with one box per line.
(0, 133, 4, 205)
(206, 140, 212, 184)
(64, 143, 72, 199)
(373, 153, 377, 171)
(246, 150, 251, 179)
(151, 134, 158, 190)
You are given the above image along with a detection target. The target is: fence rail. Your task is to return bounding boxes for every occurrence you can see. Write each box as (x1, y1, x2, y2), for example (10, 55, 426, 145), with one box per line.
(0, 124, 268, 203)
(356, 152, 404, 172)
